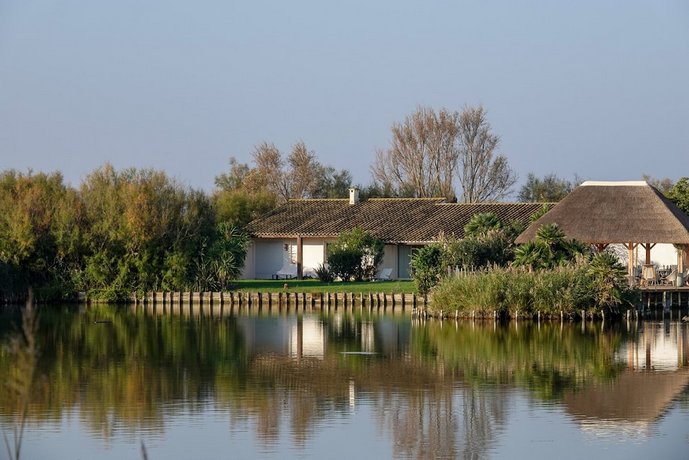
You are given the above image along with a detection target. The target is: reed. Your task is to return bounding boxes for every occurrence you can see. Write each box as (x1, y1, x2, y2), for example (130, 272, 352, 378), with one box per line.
(430, 260, 631, 318)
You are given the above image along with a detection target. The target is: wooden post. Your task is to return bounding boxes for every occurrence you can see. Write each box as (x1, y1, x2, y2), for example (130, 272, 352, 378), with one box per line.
(296, 235, 303, 280)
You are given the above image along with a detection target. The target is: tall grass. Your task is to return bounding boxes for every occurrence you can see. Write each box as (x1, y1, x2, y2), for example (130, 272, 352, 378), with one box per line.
(430, 261, 632, 318)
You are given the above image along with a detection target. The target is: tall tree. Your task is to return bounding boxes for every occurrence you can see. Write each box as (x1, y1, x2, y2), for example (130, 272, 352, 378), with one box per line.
(371, 106, 460, 199)
(287, 141, 321, 199)
(312, 167, 353, 198)
(456, 106, 516, 202)
(518, 173, 573, 202)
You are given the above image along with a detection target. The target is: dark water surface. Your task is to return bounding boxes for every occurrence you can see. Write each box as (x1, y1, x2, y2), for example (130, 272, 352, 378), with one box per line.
(1, 305, 688, 459)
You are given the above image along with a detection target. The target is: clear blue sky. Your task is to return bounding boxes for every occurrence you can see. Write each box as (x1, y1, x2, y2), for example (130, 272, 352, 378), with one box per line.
(1, 0, 688, 194)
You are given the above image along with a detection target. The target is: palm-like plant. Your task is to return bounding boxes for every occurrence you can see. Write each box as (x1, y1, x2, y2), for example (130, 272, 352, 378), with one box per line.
(587, 252, 628, 308)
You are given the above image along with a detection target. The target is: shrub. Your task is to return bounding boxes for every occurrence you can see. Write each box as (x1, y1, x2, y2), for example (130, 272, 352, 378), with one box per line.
(327, 228, 384, 281)
(430, 258, 634, 318)
(513, 223, 588, 271)
(464, 212, 502, 237)
(314, 264, 334, 283)
(327, 246, 362, 281)
(410, 244, 444, 295)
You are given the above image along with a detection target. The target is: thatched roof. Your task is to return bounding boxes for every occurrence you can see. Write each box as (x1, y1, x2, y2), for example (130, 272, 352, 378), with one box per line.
(515, 181, 689, 244)
(248, 198, 548, 243)
(563, 369, 689, 424)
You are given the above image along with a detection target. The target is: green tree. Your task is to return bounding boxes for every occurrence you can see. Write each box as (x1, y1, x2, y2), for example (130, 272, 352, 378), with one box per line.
(326, 228, 384, 281)
(518, 173, 573, 202)
(586, 252, 629, 309)
(464, 212, 502, 238)
(667, 177, 689, 214)
(513, 224, 587, 271)
(410, 244, 444, 295)
(0, 170, 84, 299)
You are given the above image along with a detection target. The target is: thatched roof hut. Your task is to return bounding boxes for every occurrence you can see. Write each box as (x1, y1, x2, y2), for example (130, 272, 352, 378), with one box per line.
(515, 181, 689, 274)
(516, 181, 689, 245)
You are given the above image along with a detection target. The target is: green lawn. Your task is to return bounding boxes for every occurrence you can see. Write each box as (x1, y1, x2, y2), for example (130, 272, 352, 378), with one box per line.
(232, 279, 417, 294)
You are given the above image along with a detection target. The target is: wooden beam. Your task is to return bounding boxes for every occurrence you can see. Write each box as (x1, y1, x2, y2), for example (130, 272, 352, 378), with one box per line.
(627, 243, 634, 280)
(641, 243, 656, 265)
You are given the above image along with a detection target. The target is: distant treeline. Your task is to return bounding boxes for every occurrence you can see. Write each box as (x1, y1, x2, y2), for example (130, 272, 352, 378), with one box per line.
(0, 165, 249, 302)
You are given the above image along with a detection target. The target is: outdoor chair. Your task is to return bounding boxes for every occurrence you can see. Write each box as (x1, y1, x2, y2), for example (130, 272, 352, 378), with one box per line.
(376, 268, 393, 281)
(661, 267, 678, 286)
(275, 260, 297, 279)
(641, 264, 657, 286)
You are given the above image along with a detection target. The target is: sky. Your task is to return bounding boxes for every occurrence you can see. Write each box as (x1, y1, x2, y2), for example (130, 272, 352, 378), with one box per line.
(1, 0, 688, 195)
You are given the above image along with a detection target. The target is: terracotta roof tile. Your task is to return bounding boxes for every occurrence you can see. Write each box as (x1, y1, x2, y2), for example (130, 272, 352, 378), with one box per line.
(248, 198, 549, 243)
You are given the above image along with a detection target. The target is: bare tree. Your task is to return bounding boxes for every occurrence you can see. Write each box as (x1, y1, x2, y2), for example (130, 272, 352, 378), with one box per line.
(456, 106, 516, 202)
(371, 106, 460, 199)
(287, 141, 321, 199)
(251, 142, 288, 199)
(642, 174, 674, 194)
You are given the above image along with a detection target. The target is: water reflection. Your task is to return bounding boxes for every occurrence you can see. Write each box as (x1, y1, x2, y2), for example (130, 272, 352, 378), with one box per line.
(0, 307, 687, 458)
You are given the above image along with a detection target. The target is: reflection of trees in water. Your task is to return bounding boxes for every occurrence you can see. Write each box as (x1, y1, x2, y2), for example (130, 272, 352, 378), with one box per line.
(372, 385, 507, 459)
(0, 306, 250, 439)
(0, 307, 650, 455)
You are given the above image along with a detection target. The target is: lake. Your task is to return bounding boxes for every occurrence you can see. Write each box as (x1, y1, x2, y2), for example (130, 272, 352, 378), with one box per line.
(1, 305, 688, 459)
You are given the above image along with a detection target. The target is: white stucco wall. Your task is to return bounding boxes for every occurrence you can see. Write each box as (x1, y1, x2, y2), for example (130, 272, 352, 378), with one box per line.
(253, 239, 291, 279)
(610, 243, 681, 268)
(303, 239, 329, 276)
(248, 238, 332, 279)
(241, 240, 256, 279)
(380, 244, 399, 279)
(246, 239, 412, 280)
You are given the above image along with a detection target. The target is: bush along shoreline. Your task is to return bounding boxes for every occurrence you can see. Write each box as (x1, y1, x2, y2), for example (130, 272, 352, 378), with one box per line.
(409, 217, 640, 321)
(427, 254, 638, 321)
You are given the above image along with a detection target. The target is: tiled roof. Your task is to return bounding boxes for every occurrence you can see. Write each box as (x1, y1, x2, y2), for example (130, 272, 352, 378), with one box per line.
(247, 198, 549, 243)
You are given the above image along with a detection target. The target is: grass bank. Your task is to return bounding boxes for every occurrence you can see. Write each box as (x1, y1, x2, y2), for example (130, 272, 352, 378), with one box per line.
(231, 279, 417, 294)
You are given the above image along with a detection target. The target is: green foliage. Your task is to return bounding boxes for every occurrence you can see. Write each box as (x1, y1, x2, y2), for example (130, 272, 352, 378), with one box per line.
(529, 203, 551, 222)
(326, 228, 384, 281)
(327, 246, 365, 282)
(513, 224, 587, 271)
(213, 188, 277, 229)
(444, 229, 516, 270)
(518, 173, 573, 202)
(0, 165, 255, 302)
(314, 264, 334, 283)
(586, 252, 631, 308)
(408, 215, 523, 294)
(430, 257, 634, 317)
(410, 245, 444, 295)
(195, 224, 249, 291)
(667, 177, 689, 214)
(463, 212, 502, 237)
(0, 170, 84, 300)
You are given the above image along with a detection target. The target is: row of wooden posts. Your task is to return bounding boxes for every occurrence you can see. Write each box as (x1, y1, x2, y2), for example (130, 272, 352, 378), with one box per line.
(133, 291, 427, 311)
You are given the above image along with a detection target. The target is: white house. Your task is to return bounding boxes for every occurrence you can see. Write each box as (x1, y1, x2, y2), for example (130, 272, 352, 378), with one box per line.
(243, 189, 548, 280)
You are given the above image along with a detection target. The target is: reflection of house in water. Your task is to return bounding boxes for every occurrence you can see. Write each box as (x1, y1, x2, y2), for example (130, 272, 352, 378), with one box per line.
(236, 314, 411, 357)
(616, 322, 689, 371)
(375, 318, 411, 355)
(237, 316, 326, 358)
(563, 323, 689, 437)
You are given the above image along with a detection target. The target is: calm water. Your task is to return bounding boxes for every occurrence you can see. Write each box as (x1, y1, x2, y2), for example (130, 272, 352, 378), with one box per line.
(1, 305, 688, 459)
